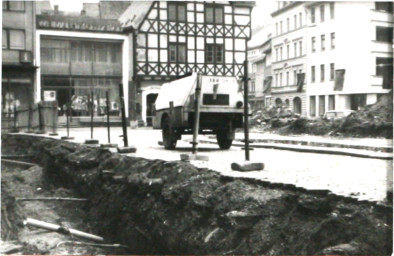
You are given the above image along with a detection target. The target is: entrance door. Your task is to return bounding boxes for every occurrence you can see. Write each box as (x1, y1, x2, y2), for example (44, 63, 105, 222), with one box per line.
(293, 97, 301, 114)
(146, 93, 158, 126)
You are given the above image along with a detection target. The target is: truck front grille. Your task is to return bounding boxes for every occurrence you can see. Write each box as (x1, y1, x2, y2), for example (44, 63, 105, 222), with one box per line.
(202, 94, 229, 105)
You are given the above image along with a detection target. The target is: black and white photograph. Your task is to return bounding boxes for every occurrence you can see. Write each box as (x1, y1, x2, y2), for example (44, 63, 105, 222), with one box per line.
(1, 0, 393, 255)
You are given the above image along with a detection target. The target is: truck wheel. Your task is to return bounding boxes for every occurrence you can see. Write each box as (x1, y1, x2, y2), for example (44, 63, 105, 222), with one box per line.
(216, 130, 233, 149)
(162, 116, 177, 150)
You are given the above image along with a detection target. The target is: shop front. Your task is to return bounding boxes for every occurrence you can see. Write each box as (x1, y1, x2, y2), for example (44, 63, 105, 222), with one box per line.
(36, 34, 128, 125)
(2, 66, 35, 116)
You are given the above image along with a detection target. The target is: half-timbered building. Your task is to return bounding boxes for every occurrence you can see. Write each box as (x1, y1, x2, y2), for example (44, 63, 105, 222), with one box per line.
(119, 1, 255, 126)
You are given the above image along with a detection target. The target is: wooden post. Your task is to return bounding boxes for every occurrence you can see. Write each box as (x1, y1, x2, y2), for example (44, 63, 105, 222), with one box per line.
(35, 102, 46, 134)
(243, 60, 250, 161)
(119, 83, 128, 147)
(11, 102, 19, 133)
(90, 92, 94, 139)
(192, 73, 202, 154)
(106, 91, 111, 143)
(26, 104, 33, 133)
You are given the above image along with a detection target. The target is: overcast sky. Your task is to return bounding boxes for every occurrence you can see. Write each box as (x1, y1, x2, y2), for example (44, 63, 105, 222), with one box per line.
(49, 0, 275, 28)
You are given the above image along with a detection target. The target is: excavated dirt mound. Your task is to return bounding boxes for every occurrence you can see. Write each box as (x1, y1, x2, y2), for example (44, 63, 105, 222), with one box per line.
(2, 134, 393, 255)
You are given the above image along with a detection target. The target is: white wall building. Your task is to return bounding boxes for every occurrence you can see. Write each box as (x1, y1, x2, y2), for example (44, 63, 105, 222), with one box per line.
(271, 2, 307, 115)
(304, 1, 392, 117)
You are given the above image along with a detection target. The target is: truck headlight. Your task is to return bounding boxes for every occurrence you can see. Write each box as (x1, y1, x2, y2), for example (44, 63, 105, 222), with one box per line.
(236, 101, 243, 108)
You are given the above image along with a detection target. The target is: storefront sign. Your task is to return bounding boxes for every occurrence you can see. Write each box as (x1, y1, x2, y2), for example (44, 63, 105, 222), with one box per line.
(44, 90, 56, 101)
(37, 15, 122, 33)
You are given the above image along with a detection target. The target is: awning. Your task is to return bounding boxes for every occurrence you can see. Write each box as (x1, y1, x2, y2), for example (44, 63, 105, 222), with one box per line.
(296, 73, 305, 92)
(334, 69, 345, 91)
(263, 76, 272, 93)
(382, 66, 393, 89)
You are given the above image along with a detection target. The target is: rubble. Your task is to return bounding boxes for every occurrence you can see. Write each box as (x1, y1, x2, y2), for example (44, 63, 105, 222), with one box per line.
(1, 134, 393, 255)
(259, 92, 393, 138)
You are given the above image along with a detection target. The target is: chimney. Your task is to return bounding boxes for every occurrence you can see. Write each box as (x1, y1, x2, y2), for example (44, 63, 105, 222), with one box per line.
(54, 5, 59, 14)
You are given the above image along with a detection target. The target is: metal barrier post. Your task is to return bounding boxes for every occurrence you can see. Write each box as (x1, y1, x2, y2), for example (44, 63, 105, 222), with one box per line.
(49, 102, 58, 136)
(243, 60, 250, 161)
(11, 102, 19, 133)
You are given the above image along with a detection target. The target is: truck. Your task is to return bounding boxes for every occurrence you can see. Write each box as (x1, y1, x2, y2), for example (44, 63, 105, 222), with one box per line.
(152, 73, 245, 150)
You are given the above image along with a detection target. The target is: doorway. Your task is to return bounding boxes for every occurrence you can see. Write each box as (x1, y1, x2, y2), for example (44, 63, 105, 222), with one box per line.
(146, 93, 158, 126)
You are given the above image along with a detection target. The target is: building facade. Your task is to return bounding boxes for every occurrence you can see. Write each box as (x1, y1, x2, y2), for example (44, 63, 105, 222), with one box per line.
(271, 2, 307, 116)
(305, 1, 393, 117)
(247, 25, 273, 112)
(119, 1, 255, 126)
(2, 1, 36, 114)
(35, 13, 129, 122)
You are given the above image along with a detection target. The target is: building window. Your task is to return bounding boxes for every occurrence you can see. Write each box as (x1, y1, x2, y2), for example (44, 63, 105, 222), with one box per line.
(376, 57, 393, 76)
(375, 2, 393, 13)
(206, 44, 223, 63)
(376, 26, 393, 43)
(169, 43, 186, 63)
(311, 66, 315, 82)
(287, 45, 290, 59)
(275, 73, 278, 87)
(3, 1, 25, 11)
(329, 95, 335, 110)
(330, 63, 335, 80)
(276, 22, 278, 36)
(280, 21, 283, 34)
(280, 72, 283, 86)
(299, 41, 302, 56)
(330, 2, 335, 19)
(321, 34, 325, 51)
(311, 7, 315, 23)
(286, 71, 289, 85)
(294, 70, 297, 84)
(9, 30, 25, 50)
(320, 5, 325, 22)
(330, 32, 335, 49)
(205, 4, 223, 24)
(320, 64, 325, 82)
(2, 29, 8, 49)
(280, 46, 283, 60)
(294, 42, 297, 57)
(294, 15, 297, 29)
(168, 2, 186, 22)
(310, 96, 316, 117)
(275, 48, 278, 62)
(299, 12, 302, 26)
(312, 37, 316, 52)
(287, 18, 290, 32)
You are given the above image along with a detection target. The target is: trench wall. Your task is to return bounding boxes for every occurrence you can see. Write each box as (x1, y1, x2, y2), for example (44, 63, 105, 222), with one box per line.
(2, 134, 392, 255)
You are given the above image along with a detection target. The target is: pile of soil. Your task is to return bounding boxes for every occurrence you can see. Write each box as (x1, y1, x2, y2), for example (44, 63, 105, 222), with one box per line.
(270, 92, 393, 138)
(2, 134, 393, 255)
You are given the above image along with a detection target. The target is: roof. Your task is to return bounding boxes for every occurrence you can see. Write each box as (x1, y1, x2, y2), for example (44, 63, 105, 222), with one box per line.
(271, 2, 304, 17)
(119, 1, 154, 30)
(248, 24, 273, 49)
(99, 1, 131, 19)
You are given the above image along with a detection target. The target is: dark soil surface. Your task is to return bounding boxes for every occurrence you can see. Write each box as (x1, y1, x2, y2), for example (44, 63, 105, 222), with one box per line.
(2, 134, 393, 255)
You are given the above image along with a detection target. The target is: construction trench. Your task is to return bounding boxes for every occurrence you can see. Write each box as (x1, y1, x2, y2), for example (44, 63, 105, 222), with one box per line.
(1, 134, 393, 255)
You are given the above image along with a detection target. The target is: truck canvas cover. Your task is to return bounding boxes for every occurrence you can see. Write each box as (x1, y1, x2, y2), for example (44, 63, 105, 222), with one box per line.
(155, 73, 198, 111)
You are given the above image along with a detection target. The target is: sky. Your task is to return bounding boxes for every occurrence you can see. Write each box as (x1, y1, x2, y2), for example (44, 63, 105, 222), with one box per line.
(49, 0, 276, 28)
